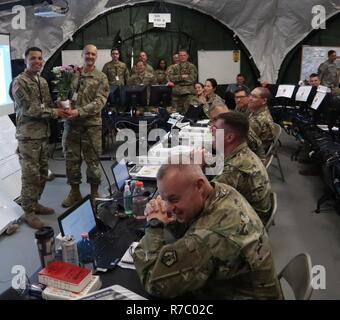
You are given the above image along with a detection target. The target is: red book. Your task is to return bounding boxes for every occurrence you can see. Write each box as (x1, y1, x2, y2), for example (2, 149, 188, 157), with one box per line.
(38, 261, 92, 293)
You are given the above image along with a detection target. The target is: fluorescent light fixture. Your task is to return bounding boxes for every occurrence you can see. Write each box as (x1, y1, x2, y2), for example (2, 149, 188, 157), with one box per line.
(34, 0, 69, 17)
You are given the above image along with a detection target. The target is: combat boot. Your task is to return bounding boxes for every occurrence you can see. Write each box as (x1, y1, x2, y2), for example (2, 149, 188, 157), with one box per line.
(35, 203, 55, 215)
(62, 184, 82, 208)
(90, 184, 100, 201)
(24, 212, 45, 229)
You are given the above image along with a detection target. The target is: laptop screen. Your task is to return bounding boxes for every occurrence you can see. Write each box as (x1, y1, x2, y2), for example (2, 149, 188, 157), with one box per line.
(112, 159, 130, 191)
(58, 196, 96, 243)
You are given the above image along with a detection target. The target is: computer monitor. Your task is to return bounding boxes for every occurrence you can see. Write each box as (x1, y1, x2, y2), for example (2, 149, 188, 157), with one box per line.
(149, 85, 172, 107)
(183, 104, 207, 123)
(58, 195, 96, 243)
(123, 85, 147, 113)
(111, 159, 130, 191)
(108, 85, 121, 109)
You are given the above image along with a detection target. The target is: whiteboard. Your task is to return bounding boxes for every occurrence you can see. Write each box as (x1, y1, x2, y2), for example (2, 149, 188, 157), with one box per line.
(61, 49, 112, 71)
(300, 46, 340, 82)
(197, 50, 240, 85)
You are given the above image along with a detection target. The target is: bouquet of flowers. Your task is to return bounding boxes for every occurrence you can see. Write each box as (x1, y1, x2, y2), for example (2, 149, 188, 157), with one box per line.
(52, 65, 80, 108)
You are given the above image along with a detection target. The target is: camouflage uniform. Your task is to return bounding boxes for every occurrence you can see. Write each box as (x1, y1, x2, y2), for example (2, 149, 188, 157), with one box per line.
(62, 68, 109, 185)
(127, 71, 157, 87)
(166, 62, 197, 114)
(127, 71, 157, 111)
(318, 59, 339, 89)
(131, 63, 154, 76)
(249, 107, 275, 152)
(133, 182, 282, 299)
(235, 105, 251, 118)
(155, 69, 167, 85)
(12, 71, 58, 216)
(102, 60, 129, 86)
(203, 93, 224, 116)
(247, 127, 266, 161)
(213, 142, 272, 224)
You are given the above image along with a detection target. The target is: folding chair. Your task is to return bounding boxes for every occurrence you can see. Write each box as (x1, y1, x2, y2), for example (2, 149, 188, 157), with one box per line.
(265, 191, 277, 231)
(278, 253, 313, 300)
(265, 123, 285, 182)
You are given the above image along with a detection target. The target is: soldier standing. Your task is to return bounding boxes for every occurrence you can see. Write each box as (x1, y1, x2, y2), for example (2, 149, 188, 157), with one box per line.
(133, 164, 282, 299)
(318, 50, 339, 90)
(12, 47, 68, 229)
(102, 48, 129, 86)
(166, 49, 197, 114)
(131, 51, 155, 76)
(62, 44, 109, 207)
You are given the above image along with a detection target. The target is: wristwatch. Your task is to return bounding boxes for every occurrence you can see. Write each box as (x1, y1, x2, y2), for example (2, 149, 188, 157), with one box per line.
(146, 218, 164, 229)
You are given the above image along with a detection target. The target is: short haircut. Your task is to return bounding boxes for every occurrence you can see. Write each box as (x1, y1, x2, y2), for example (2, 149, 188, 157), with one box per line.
(216, 111, 249, 141)
(111, 48, 120, 54)
(206, 78, 218, 89)
(328, 50, 336, 57)
(237, 73, 245, 78)
(256, 87, 271, 101)
(24, 47, 42, 58)
(309, 73, 320, 78)
(178, 49, 189, 54)
(234, 86, 250, 95)
(157, 164, 204, 181)
(209, 102, 228, 113)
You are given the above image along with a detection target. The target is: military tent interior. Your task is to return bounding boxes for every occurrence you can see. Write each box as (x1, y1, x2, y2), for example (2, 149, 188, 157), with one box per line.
(1, 0, 340, 301)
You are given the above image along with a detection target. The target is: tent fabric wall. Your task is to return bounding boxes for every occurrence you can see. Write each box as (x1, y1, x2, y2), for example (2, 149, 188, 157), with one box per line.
(42, 3, 258, 90)
(0, 0, 340, 82)
(279, 12, 340, 85)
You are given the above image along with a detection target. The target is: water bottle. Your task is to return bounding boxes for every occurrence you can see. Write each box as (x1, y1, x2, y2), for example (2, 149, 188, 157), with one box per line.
(123, 180, 133, 215)
(132, 181, 148, 219)
(77, 232, 96, 270)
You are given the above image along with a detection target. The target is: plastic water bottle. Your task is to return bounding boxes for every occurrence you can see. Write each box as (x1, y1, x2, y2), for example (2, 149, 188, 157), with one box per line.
(132, 181, 148, 219)
(77, 232, 96, 270)
(123, 180, 133, 215)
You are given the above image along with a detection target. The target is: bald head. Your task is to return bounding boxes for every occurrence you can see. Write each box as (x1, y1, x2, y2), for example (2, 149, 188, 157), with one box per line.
(157, 164, 205, 182)
(157, 164, 212, 224)
(82, 44, 97, 70)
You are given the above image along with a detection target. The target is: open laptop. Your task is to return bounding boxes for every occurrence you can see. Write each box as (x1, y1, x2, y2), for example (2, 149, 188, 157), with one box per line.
(111, 159, 157, 206)
(58, 195, 126, 269)
(183, 104, 207, 123)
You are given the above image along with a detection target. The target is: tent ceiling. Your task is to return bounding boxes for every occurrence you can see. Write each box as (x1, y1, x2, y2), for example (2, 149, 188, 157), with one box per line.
(1, 0, 340, 82)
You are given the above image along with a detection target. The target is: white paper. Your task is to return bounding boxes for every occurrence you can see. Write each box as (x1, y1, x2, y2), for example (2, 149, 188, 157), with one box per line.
(275, 85, 295, 98)
(295, 86, 312, 102)
(311, 92, 326, 110)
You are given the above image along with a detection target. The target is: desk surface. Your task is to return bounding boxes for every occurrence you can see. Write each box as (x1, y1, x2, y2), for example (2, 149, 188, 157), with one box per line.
(0, 215, 149, 300)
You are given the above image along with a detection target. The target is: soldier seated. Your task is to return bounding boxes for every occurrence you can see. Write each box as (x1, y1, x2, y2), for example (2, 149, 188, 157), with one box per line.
(133, 164, 282, 299)
(127, 61, 156, 113)
(210, 112, 272, 224)
(248, 87, 276, 152)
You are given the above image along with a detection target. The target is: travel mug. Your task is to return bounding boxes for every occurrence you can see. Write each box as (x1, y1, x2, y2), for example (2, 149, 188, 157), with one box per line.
(35, 226, 55, 268)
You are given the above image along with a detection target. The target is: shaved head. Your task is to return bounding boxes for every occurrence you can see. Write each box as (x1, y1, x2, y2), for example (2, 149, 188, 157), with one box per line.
(157, 164, 212, 224)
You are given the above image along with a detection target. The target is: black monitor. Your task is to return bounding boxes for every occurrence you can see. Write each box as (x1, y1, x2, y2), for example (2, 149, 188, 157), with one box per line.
(108, 85, 120, 105)
(149, 85, 172, 107)
(183, 104, 207, 123)
(123, 85, 147, 114)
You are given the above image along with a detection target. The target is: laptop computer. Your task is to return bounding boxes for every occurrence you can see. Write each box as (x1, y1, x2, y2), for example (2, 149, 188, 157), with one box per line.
(111, 159, 157, 207)
(58, 195, 127, 269)
(183, 104, 207, 123)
